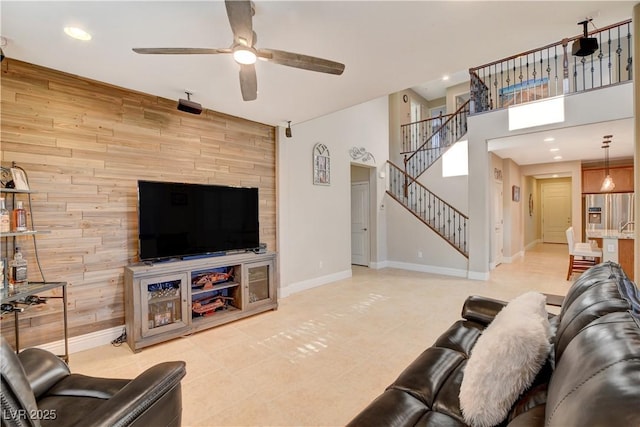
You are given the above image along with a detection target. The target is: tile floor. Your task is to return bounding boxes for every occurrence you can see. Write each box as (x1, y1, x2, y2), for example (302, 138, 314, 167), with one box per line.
(70, 243, 571, 426)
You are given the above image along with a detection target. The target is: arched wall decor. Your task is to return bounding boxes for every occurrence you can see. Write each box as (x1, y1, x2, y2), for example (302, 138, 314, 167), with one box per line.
(313, 143, 330, 185)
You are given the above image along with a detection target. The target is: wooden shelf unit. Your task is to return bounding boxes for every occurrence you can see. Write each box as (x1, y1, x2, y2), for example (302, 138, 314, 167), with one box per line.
(124, 251, 277, 352)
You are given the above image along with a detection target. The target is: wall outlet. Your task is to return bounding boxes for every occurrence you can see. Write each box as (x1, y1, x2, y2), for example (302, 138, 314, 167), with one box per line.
(607, 244, 615, 253)
(417, 251, 423, 258)
(319, 261, 323, 269)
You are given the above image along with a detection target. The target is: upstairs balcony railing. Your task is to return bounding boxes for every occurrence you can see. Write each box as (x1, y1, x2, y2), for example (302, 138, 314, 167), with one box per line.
(469, 19, 632, 114)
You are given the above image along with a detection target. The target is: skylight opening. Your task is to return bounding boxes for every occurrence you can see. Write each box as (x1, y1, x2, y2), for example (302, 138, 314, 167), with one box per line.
(442, 140, 468, 177)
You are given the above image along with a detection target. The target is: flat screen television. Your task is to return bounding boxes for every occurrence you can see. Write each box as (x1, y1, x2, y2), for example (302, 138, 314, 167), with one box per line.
(137, 180, 259, 261)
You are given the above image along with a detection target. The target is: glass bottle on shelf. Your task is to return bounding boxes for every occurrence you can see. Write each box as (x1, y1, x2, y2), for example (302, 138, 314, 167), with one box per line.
(12, 201, 27, 232)
(0, 197, 10, 233)
(9, 246, 27, 288)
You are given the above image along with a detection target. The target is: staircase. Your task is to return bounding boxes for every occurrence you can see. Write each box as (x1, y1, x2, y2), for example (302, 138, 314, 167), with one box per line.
(387, 161, 468, 257)
(402, 100, 469, 179)
(387, 100, 470, 257)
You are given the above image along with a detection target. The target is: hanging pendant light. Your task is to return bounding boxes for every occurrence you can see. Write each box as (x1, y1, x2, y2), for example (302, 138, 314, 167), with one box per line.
(600, 135, 615, 192)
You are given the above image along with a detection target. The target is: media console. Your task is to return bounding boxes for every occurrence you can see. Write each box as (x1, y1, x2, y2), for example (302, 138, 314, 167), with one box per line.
(124, 251, 277, 352)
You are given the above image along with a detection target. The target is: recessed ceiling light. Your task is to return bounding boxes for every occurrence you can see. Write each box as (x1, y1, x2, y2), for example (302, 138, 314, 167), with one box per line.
(544, 137, 555, 142)
(553, 155, 563, 160)
(549, 148, 560, 152)
(552, 174, 559, 178)
(64, 27, 92, 41)
(442, 75, 450, 81)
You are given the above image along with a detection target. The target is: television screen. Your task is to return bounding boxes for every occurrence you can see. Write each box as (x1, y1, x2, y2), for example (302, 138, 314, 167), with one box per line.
(138, 180, 259, 261)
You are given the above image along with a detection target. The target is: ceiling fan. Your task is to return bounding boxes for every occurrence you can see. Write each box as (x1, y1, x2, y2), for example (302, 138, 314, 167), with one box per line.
(132, 0, 345, 101)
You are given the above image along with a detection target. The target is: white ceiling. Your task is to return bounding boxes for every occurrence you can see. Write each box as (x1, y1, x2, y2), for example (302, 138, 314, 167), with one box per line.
(1, 0, 635, 131)
(487, 118, 635, 166)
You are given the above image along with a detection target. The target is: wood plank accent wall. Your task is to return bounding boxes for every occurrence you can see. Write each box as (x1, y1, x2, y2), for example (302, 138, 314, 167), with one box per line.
(1, 59, 276, 348)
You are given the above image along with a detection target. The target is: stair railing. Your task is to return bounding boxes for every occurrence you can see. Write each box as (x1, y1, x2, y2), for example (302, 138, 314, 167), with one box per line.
(402, 100, 470, 180)
(401, 113, 451, 154)
(469, 19, 632, 114)
(469, 70, 490, 114)
(387, 161, 468, 257)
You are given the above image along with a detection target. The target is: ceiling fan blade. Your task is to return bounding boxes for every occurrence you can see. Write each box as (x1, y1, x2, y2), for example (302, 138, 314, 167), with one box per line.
(132, 47, 231, 55)
(225, 0, 254, 47)
(258, 49, 345, 75)
(239, 64, 257, 101)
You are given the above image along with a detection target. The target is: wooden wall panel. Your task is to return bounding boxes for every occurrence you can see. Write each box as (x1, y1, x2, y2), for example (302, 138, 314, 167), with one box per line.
(1, 59, 277, 348)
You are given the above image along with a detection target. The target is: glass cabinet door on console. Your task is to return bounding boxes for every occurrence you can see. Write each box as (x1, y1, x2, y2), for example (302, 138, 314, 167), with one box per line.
(140, 273, 189, 338)
(244, 261, 274, 310)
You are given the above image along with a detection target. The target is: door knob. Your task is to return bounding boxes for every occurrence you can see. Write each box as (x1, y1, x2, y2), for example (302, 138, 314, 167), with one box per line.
(362, 228, 368, 231)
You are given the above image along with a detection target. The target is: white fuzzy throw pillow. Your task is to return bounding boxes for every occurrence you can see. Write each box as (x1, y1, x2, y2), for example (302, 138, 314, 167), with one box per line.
(459, 292, 552, 427)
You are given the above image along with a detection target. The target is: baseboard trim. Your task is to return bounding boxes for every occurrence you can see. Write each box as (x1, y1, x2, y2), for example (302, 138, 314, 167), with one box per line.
(503, 250, 525, 263)
(525, 239, 542, 251)
(280, 269, 352, 298)
(36, 325, 126, 355)
(468, 271, 490, 280)
(386, 261, 468, 278)
(369, 260, 389, 270)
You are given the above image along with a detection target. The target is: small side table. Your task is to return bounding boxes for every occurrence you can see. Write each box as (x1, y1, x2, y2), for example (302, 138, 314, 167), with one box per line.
(1, 281, 69, 362)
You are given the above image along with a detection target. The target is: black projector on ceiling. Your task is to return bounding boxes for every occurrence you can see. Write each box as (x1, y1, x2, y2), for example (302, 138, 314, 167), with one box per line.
(572, 19, 599, 57)
(177, 97, 202, 115)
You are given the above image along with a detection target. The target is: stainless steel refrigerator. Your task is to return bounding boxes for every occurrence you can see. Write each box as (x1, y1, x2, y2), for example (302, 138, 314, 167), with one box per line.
(585, 193, 635, 233)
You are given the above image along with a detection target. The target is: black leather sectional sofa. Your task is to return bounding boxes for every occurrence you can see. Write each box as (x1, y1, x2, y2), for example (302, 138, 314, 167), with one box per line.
(347, 261, 640, 426)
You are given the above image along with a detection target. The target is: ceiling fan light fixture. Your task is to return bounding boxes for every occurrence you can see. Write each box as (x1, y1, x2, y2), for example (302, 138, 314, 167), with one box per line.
(64, 26, 92, 41)
(233, 47, 257, 65)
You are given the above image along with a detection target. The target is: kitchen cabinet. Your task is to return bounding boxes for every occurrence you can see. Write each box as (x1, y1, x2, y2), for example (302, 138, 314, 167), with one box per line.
(590, 237, 634, 281)
(582, 166, 634, 193)
(618, 239, 635, 281)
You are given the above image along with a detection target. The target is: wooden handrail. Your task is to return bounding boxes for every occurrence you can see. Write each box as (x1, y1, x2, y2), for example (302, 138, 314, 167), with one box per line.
(387, 160, 468, 220)
(404, 99, 469, 165)
(385, 189, 468, 257)
(470, 19, 632, 71)
(402, 112, 455, 128)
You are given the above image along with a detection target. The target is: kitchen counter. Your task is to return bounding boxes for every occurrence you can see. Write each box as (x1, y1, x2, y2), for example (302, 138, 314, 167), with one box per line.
(586, 229, 635, 239)
(585, 231, 635, 281)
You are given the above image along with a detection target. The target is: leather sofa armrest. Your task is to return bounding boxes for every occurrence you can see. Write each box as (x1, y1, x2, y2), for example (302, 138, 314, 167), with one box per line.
(461, 295, 507, 325)
(18, 347, 71, 398)
(76, 361, 186, 427)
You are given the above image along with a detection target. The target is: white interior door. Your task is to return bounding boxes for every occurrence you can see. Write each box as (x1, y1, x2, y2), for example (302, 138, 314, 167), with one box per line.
(541, 181, 572, 243)
(351, 182, 370, 266)
(493, 181, 504, 266)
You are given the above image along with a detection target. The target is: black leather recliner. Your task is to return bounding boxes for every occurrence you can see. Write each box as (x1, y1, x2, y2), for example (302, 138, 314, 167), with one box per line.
(1, 338, 186, 427)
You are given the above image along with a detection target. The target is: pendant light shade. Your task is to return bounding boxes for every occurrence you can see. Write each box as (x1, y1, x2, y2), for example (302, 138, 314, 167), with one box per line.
(599, 135, 615, 192)
(600, 174, 615, 192)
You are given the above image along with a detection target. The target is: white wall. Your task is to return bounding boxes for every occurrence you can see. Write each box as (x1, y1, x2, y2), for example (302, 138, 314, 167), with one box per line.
(523, 175, 538, 248)
(278, 97, 389, 296)
(385, 198, 469, 276)
(468, 83, 633, 279)
(503, 158, 523, 261)
(446, 82, 470, 113)
(278, 82, 632, 293)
